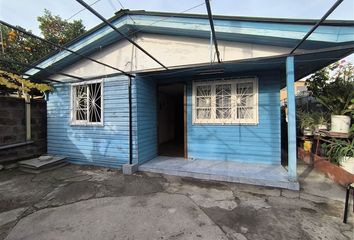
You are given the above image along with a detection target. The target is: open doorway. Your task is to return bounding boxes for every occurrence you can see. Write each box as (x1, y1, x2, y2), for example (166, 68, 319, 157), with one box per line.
(158, 84, 185, 158)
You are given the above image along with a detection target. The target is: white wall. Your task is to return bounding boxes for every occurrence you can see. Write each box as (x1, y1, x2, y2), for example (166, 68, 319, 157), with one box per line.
(51, 33, 290, 80)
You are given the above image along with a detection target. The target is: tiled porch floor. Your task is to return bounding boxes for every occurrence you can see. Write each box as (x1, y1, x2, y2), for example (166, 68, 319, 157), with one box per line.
(139, 156, 300, 190)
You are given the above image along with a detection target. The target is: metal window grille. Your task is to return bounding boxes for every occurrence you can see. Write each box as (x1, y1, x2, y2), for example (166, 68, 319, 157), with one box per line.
(71, 80, 103, 125)
(193, 78, 258, 124)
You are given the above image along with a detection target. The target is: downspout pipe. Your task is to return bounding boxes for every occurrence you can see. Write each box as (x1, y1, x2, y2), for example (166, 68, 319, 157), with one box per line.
(128, 76, 133, 165)
(22, 85, 31, 141)
(205, 0, 221, 63)
(209, 30, 213, 63)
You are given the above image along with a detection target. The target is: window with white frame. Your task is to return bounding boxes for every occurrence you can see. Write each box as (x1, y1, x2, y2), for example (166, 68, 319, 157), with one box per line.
(71, 80, 103, 125)
(193, 78, 258, 124)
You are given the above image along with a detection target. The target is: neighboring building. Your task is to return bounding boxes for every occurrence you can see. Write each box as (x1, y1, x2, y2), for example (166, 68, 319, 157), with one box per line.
(280, 79, 308, 105)
(25, 10, 354, 189)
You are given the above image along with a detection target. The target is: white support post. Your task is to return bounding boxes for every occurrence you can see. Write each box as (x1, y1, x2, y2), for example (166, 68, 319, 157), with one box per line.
(286, 56, 297, 181)
(22, 83, 31, 141)
(209, 30, 213, 63)
(24, 93, 31, 141)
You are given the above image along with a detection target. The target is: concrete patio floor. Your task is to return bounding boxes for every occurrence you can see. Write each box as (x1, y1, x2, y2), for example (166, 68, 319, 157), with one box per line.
(0, 163, 353, 240)
(139, 156, 300, 190)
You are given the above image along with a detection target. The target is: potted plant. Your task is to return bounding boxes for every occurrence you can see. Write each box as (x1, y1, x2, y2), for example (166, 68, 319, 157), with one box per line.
(297, 110, 315, 152)
(306, 61, 354, 134)
(313, 112, 328, 131)
(350, 98, 354, 133)
(297, 110, 315, 136)
(317, 116, 328, 131)
(317, 94, 353, 133)
(323, 138, 354, 174)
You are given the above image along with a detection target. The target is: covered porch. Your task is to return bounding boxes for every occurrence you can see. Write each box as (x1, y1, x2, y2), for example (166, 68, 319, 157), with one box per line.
(136, 46, 354, 190)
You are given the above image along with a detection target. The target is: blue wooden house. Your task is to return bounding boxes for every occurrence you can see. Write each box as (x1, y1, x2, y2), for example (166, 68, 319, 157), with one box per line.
(26, 10, 354, 189)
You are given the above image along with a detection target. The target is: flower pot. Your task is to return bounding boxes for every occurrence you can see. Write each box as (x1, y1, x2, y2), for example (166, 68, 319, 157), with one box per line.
(315, 124, 327, 131)
(331, 115, 351, 133)
(303, 140, 312, 152)
(340, 156, 354, 175)
(303, 127, 313, 136)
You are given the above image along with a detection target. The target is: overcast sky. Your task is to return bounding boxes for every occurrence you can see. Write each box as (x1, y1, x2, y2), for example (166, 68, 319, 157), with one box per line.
(1, 0, 353, 60)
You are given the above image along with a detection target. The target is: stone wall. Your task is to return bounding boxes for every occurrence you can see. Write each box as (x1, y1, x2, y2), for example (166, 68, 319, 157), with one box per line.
(0, 97, 47, 164)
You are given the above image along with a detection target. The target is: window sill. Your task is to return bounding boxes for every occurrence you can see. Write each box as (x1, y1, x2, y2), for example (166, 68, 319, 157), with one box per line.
(192, 122, 259, 126)
(70, 122, 104, 127)
(0, 141, 34, 150)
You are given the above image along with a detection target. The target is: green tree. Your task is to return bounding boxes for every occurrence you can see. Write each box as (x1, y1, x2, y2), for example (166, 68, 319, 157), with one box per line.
(0, 25, 52, 73)
(0, 9, 86, 95)
(37, 9, 86, 45)
(0, 9, 86, 73)
(306, 61, 354, 115)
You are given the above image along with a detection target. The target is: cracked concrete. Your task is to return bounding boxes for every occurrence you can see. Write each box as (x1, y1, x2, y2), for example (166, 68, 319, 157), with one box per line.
(166, 178, 237, 210)
(6, 194, 227, 240)
(0, 164, 353, 240)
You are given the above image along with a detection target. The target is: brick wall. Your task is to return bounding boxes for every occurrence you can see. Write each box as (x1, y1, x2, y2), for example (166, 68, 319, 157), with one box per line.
(0, 97, 47, 163)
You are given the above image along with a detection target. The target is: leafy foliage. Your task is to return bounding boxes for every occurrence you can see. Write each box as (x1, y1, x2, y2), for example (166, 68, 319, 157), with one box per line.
(297, 110, 329, 130)
(37, 9, 85, 46)
(297, 109, 315, 130)
(350, 98, 354, 133)
(0, 25, 53, 73)
(0, 70, 52, 95)
(0, 9, 85, 95)
(312, 111, 329, 126)
(323, 138, 354, 164)
(306, 61, 354, 115)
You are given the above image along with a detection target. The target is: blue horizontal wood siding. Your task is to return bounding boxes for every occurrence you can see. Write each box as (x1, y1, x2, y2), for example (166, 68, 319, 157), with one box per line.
(47, 75, 137, 168)
(187, 72, 281, 164)
(134, 72, 281, 165)
(135, 76, 158, 164)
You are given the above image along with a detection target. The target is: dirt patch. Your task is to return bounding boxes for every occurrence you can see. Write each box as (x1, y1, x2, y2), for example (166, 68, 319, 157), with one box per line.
(202, 205, 313, 240)
(300, 207, 317, 214)
(99, 172, 167, 197)
(0, 174, 53, 213)
(34, 181, 100, 209)
(202, 206, 260, 232)
(180, 177, 228, 189)
(313, 201, 344, 218)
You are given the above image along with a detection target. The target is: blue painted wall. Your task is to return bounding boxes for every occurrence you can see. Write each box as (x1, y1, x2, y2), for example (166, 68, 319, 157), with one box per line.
(186, 72, 281, 164)
(47, 72, 280, 168)
(135, 71, 281, 165)
(47, 75, 137, 168)
(135, 76, 158, 164)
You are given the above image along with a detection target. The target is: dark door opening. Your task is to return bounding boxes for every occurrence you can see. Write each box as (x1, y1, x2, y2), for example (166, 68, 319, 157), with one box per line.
(158, 84, 185, 158)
